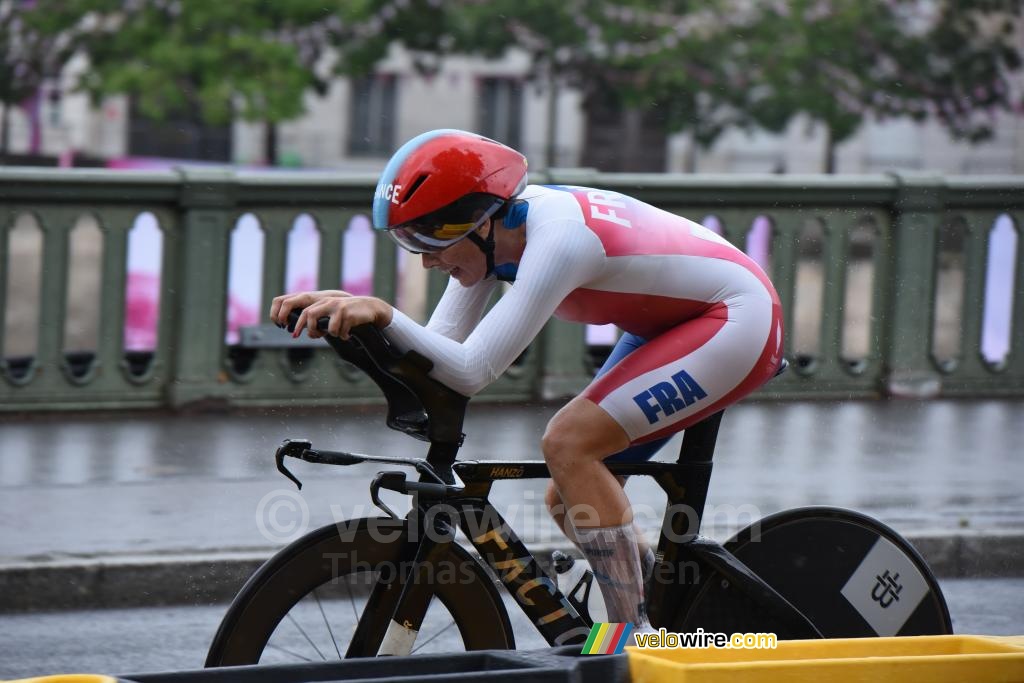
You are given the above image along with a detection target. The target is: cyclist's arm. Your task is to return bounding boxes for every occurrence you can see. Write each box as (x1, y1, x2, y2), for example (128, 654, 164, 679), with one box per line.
(425, 276, 498, 342)
(384, 219, 604, 395)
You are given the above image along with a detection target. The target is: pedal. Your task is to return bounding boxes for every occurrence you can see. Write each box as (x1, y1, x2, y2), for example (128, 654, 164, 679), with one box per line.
(551, 549, 575, 575)
(551, 551, 607, 624)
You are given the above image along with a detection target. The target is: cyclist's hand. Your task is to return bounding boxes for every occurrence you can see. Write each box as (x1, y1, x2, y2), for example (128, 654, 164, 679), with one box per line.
(270, 290, 351, 327)
(291, 296, 394, 340)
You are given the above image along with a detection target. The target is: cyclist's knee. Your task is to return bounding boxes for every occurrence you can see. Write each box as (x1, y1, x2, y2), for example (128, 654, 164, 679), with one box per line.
(540, 425, 573, 464)
(541, 399, 629, 467)
(541, 408, 578, 465)
(541, 426, 591, 478)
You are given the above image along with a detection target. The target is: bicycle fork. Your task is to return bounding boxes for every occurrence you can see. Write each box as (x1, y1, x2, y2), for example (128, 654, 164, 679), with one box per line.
(353, 498, 592, 656)
(344, 499, 460, 657)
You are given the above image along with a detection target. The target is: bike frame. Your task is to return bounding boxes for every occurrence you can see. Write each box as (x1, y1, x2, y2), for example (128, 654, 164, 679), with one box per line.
(342, 410, 818, 656)
(452, 456, 714, 646)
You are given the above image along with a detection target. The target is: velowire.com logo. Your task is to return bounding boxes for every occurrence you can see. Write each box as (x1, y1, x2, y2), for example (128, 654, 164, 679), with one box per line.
(580, 622, 634, 655)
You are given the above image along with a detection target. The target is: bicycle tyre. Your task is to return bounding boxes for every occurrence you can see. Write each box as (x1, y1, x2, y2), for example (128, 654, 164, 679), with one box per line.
(206, 517, 515, 666)
(669, 506, 952, 638)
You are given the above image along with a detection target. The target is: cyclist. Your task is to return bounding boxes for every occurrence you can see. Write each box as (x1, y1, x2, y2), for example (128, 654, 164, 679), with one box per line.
(271, 129, 783, 636)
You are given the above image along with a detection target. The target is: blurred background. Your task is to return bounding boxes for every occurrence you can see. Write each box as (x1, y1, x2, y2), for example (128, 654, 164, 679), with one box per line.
(1, 0, 1022, 393)
(2, 0, 1023, 173)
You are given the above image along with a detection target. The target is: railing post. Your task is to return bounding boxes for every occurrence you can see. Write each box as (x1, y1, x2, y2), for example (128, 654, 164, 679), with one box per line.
(35, 210, 73, 386)
(372, 232, 398, 302)
(883, 173, 944, 397)
(166, 169, 236, 408)
(539, 319, 591, 400)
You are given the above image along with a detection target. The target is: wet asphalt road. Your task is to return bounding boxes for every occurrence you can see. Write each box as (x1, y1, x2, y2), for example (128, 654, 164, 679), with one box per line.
(2, 399, 1023, 564)
(0, 577, 1021, 678)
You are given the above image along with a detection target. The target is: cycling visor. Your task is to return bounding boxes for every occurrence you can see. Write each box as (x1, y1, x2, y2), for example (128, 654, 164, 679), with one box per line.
(387, 194, 505, 254)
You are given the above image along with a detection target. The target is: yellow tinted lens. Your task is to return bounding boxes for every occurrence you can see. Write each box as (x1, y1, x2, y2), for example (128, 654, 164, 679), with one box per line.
(432, 222, 474, 239)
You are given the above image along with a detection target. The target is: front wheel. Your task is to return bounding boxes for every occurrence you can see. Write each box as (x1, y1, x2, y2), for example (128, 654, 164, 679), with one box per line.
(206, 518, 515, 666)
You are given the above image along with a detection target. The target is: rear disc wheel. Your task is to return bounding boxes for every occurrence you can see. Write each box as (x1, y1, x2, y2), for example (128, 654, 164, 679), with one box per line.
(670, 507, 952, 638)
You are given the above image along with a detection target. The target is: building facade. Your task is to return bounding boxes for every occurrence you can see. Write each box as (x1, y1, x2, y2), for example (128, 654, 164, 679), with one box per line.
(1, 46, 1022, 175)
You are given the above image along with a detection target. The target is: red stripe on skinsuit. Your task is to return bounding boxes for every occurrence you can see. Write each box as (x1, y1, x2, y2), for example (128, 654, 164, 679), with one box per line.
(581, 303, 729, 405)
(555, 290, 722, 340)
(633, 302, 784, 444)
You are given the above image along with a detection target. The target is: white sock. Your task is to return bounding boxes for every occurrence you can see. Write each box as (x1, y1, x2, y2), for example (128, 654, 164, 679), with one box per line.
(641, 545, 656, 583)
(573, 521, 650, 628)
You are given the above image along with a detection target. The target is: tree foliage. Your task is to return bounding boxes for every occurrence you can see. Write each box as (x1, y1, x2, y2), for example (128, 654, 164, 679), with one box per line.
(60, 0, 340, 125)
(1, 1, 84, 154)
(15, 0, 1024, 164)
(444, 0, 1023, 152)
(1, 1, 77, 107)
(19, 0, 453, 126)
(728, 0, 1024, 161)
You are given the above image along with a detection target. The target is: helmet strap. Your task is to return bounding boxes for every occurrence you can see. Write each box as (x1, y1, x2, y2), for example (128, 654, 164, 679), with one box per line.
(465, 220, 497, 279)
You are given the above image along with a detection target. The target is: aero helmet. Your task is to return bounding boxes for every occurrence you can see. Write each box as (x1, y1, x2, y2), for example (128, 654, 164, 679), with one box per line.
(372, 129, 528, 254)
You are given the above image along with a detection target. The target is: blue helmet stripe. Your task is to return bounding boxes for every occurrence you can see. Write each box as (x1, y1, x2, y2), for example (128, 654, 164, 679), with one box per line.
(372, 128, 468, 230)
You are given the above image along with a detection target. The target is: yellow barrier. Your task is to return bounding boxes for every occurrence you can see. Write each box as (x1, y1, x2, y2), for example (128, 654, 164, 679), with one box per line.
(626, 635, 1024, 683)
(3, 676, 120, 683)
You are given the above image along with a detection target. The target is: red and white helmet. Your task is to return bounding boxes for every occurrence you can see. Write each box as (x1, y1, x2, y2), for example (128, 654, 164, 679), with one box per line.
(372, 129, 528, 253)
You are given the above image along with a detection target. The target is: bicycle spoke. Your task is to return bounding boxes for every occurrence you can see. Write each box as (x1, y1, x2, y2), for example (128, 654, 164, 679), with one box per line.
(209, 525, 514, 664)
(312, 587, 343, 660)
(343, 576, 361, 624)
(411, 617, 459, 654)
(286, 611, 327, 661)
(265, 642, 315, 663)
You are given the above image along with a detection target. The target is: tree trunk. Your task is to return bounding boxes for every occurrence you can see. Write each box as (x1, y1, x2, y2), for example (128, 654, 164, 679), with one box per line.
(684, 133, 698, 173)
(26, 91, 42, 155)
(263, 122, 277, 166)
(823, 124, 836, 174)
(545, 67, 558, 169)
(1, 103, 10, 162)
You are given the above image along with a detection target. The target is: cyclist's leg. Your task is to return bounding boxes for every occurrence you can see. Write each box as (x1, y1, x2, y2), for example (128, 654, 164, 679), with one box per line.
(542, 298, 783, 627)
(545, 332, 664, 562)
(548, 479, 651, 575)
(542, 396, 644, 626)
(547, 476, 657, 579)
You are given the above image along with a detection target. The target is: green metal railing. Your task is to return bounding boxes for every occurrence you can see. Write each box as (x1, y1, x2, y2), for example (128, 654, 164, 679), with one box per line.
(1, 168, 1021, 411)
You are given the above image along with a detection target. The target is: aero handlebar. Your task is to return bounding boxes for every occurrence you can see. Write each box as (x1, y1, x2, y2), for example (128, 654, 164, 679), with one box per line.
(284, 309, 469, 447)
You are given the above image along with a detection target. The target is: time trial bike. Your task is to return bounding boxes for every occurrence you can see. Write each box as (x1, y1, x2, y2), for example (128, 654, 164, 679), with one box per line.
(206, 313, 952, 666)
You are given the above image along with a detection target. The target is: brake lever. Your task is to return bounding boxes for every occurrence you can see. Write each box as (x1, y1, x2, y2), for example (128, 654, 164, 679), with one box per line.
(275, 439, 311, 489)
(371, 472, 405, 521)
